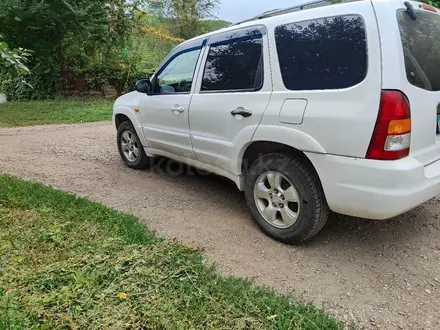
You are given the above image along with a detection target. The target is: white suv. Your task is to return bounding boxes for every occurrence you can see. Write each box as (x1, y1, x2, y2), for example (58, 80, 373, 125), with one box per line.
(113, 0, 440, 243)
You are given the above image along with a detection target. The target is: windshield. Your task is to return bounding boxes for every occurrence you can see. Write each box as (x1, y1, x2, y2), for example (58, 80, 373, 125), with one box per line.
(397, 9, 440, 91)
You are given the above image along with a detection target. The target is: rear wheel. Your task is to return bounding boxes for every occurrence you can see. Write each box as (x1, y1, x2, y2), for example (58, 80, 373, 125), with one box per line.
(245, 152, 329, 244)
(117, 121, 149, 169)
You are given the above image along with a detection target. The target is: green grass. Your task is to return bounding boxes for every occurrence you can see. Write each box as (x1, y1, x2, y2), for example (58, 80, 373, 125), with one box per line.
(0, 175, 345, 330)
(0, 99, 113, 127)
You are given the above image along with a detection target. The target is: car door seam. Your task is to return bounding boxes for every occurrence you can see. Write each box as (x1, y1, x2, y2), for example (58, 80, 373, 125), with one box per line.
(251, 26, 273, 141)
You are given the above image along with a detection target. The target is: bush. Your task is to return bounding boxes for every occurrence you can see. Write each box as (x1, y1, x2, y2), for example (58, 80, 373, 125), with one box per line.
(3, 57, 58, 100)
(4, 61, 156, 100)
(84, 64, 121, 93)
(0, 41, 32, 97)
(84, 63, 156, 95)
(124, 67, 156, 93)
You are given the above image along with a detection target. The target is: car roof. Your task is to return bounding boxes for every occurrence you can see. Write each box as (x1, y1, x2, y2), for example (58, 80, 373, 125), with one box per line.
(180, 0, 364, 46)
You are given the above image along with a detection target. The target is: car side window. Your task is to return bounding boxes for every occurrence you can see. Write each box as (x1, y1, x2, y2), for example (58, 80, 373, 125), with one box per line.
(155, 47, 202, 94)
(275, 15, 367, 91)
(201, 28, 264, 92)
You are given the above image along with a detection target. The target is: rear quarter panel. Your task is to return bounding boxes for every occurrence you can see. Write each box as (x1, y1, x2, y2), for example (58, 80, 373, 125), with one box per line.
(254, 1, 382, 158)
(373, 0, 440, 165)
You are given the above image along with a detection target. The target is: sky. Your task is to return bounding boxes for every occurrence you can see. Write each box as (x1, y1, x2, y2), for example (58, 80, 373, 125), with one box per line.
(218, 0, 300, 23)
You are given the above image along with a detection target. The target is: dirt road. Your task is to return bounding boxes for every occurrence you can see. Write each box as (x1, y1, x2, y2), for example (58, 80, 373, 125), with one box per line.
(1, 122, 439, 329)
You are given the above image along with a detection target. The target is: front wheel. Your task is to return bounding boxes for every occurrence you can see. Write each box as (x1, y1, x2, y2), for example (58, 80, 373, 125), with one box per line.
(245, 152, 329, 244)
(117, 121, 150, 169)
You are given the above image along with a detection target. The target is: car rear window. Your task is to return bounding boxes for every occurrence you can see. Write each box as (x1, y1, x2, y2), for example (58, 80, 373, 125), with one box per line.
(275, 15, 367, 91)
(397, 10, 440, 91)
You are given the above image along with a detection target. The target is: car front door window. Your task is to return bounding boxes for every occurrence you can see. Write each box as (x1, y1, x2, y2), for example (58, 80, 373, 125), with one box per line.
(155, 48, 202, 94)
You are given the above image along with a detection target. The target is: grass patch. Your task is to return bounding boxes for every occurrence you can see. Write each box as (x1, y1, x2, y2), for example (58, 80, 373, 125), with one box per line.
(0, 174, 345, 329)
(0, 99, 113, 127)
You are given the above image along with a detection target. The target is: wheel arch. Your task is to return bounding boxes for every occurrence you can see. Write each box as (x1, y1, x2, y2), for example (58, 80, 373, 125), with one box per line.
(236, 125, 325, 174)
(113, 106, 147, 146)
(240, 141, 320, 176)
(114, 113, 131, 129)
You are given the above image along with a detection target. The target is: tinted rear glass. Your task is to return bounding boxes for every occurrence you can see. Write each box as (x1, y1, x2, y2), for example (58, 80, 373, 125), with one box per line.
(201, 30, 263, 92)
(397, 10, 440, 91)
(275, 15, 367, 91)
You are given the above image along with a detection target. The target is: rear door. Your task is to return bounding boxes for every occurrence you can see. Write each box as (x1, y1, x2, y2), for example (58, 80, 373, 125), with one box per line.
(189, 26, 272, 174)
(374, 0, 440, 165)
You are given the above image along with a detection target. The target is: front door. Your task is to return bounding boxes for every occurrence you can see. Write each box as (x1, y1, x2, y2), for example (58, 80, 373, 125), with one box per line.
(140, 41, 204, 158)
(189, 27, 272, 174)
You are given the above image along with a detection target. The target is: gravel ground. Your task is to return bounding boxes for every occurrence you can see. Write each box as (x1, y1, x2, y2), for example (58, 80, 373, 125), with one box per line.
(1, 122, 439, 329)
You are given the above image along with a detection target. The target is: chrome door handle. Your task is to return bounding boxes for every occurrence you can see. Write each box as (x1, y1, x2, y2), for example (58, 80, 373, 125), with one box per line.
(231, 107, 252, 118)
(171, 106, 185, 114)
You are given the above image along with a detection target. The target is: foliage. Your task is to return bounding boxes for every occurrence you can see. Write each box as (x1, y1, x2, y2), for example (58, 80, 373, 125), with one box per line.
(2, 57, 58, 100)
(0, 41, 32, 94)
(124, 67, 157, 93)
(0, 0, 107, 57)
(0, 174, 346, 329)
(205, 19, 231, 31)
(0, 99, 112, 127)
(0, 0, 144, 98)
(0, 0, 108, 99)
(137, 26, 185, 43)
(425, 0, 440, 8)
(0, 0, 225, 100)
(0, 42, 31, 78)
(147, 0, 221, 39)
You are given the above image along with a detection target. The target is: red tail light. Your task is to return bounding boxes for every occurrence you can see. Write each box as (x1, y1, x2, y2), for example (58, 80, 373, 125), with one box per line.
(420, 3, 437, 12)
(366, 91, 411, 160)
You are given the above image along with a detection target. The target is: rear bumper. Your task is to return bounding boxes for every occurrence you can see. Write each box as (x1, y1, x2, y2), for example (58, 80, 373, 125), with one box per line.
(306, 153, 440, 219)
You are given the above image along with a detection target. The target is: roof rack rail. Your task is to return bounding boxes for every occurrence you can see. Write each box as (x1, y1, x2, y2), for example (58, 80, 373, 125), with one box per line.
(231, 0, 357, 26)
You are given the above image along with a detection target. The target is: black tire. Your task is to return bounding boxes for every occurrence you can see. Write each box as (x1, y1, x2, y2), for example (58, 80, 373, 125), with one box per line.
(117, 121, 149, 169)
(245, 152, 329, 244)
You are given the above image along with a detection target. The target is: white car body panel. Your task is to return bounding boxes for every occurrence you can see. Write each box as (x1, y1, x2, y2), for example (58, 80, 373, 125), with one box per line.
(373, 0, 440, 166)
(113, 91, 147, 146)
(189, 25, 272, 175)
(140, 93, 194, 157)
(258, 0, 383, 158)
(307, 152, 440, 219)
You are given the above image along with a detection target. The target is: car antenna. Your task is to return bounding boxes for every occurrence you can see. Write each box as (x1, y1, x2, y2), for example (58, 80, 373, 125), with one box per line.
(404, 1, 417, 20)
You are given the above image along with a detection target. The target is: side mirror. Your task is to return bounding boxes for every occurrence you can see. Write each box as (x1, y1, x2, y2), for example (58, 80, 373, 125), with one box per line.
(136, 79, 152, 95)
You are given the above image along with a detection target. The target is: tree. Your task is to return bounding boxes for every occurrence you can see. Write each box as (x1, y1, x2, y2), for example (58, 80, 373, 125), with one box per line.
(149, 0, 220, 39)
(0, 0, 107, 59)
(0, 0, 109, 98)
